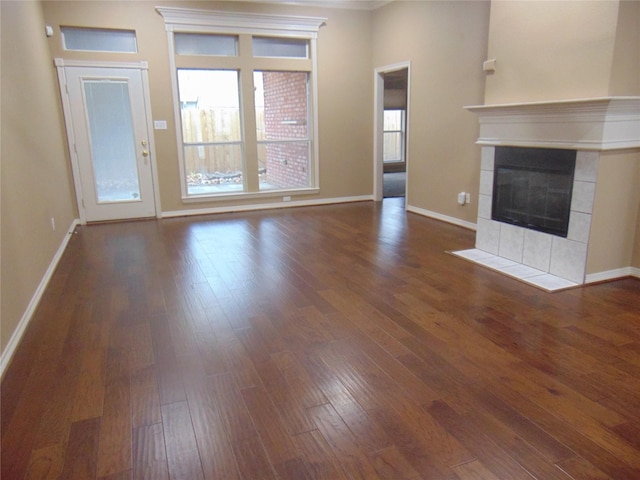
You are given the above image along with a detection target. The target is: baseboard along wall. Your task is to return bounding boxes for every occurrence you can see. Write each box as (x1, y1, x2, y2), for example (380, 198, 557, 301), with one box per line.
(1, 219, 80, 379)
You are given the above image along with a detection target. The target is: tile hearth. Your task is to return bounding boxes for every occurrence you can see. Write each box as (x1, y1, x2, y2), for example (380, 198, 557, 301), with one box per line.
(451, 248, 579, 292)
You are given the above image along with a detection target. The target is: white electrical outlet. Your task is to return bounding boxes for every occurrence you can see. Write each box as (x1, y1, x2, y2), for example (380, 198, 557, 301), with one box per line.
(283, 196, 291, 202)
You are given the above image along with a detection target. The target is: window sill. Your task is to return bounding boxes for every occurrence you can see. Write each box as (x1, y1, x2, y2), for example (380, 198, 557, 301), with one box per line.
(181, 187, 320, 203)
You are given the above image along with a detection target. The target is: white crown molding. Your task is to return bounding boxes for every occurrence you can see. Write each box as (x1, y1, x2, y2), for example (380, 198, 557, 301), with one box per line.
(236, 0, 392, 10)
(465, 97, 640, 151)
(54, 58, 149, 69)
(156, 6, 327, 37)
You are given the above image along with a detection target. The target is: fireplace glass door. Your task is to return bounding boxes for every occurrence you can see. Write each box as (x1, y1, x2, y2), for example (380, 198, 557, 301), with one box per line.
(492, 147, 576, 237)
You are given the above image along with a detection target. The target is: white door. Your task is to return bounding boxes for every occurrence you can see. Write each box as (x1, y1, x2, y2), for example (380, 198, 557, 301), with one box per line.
(61, 66, 156, 222)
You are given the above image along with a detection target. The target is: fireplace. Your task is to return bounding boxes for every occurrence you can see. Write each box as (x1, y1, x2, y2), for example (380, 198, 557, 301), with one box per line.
(492, 146, 575, 237)
(459, 97, 640, 291)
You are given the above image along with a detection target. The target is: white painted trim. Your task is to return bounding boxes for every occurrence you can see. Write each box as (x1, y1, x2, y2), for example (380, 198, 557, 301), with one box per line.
(0, 219, 80, 380)
(140, 67, 163, 219)
(406, 204, 477, 231)
(162, 195, 373, 218)
(373, 61, 411, 204)
(310, 37, 321, 192)
(585, 266, 640, 284)
(465, 96, 640, 151)
(54, 58, 149, 70)
(55, 62, 87, 224)
(182, 187, 321, 203)
(156, 7, 327, 37)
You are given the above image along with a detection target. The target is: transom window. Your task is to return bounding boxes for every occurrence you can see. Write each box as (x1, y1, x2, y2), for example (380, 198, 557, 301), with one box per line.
(157, 8, 325, 200)
(61, 26, 137, 53)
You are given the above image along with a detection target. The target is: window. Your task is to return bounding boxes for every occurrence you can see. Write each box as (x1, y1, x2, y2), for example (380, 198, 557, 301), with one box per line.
(157, 7, 325, 200)
(255, 71, 311, 191)
(383, 110, 405, 163)
(178, 70, 243, 195)
(61, 27, 137, 53)
(252, 37, 308, 58)
(174, 33, 237, 56)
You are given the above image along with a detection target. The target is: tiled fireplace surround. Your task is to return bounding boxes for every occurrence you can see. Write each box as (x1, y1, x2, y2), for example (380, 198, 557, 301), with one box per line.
(458, 97, 640, 291)
(473, 147, 596, 289)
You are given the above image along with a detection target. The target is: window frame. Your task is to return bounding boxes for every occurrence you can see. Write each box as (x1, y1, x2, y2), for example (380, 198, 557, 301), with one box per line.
(157, 7, 326, 202)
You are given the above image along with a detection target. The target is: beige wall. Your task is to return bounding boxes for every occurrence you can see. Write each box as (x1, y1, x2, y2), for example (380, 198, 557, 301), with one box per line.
(372, 0, 490, 224)
(41, 1, 374, 214)
(609, 0, 640, 96)
(1, 1, 77, 354)
(588, 152, 640, 275)
(484, 0, 620, 104)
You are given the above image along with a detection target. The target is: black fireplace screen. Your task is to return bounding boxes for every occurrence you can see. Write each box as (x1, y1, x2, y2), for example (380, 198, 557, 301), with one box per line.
(492, 146, 576, 237)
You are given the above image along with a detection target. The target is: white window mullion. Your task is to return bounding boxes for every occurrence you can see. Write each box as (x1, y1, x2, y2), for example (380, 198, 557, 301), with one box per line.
(240, 67, 259, 192)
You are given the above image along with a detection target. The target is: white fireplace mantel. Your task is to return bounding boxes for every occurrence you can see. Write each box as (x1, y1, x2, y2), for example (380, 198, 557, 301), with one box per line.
(457, 96, 640, 291)
(465, 96, 640, 151)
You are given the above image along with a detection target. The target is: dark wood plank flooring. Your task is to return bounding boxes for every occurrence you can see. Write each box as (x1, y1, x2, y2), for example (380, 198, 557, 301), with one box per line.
(2, 197, 640, 479)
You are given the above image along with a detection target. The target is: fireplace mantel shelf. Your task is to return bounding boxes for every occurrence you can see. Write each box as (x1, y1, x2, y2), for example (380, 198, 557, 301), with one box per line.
(465, 96, 640, 151)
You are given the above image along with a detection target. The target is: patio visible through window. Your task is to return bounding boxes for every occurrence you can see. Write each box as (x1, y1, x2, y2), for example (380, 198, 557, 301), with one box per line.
(177, 69, 243, 195)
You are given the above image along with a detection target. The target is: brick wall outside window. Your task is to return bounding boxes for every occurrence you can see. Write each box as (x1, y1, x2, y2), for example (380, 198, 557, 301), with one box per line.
(262, 72, 310, 189)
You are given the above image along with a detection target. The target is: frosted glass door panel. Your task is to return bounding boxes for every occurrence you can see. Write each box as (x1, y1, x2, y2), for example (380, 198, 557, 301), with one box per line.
(84, 81, 141, 202)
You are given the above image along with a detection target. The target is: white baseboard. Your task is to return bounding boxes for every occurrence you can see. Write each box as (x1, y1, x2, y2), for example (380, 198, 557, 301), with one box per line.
(162, 195, 374, 218)
(0, 219, 80, 379)
(406, 204, 477, 231)
(585, 266, 640, 284)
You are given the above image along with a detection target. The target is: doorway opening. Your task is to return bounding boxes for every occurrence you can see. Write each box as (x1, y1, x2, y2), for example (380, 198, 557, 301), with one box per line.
(374, 63, 410, 202)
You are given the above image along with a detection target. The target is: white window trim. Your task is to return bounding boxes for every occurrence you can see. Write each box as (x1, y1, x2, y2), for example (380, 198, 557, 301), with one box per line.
(157, 7, 326, 202)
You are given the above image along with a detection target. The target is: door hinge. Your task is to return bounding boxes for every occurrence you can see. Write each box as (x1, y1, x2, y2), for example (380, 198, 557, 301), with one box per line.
(65, 83, 69, 94)
(81, 198, 85, 208)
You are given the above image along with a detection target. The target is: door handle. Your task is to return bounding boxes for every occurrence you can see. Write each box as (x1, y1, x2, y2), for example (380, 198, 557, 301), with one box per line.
(142, 150, 149, 157)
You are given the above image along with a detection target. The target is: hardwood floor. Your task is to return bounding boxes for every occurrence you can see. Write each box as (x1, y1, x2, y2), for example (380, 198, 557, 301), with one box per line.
(2, 197, 640, 479)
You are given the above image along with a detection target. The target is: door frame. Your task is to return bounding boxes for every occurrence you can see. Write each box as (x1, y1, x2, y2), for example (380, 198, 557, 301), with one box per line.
(373, 61, 411, 204)
(55, 58, 161, 224)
